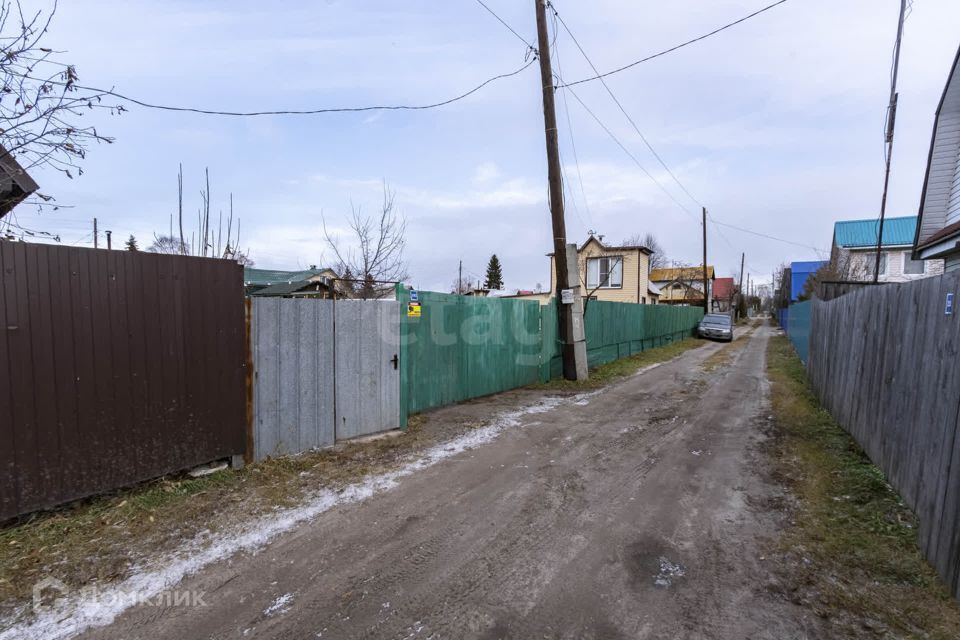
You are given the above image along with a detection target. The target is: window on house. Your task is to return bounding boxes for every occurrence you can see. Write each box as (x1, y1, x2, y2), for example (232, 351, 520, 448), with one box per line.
(903, 255, 925, 275)
(585, 256, 623, 288)
(641, 296, 646, 304)
(871, 252, 887, 276)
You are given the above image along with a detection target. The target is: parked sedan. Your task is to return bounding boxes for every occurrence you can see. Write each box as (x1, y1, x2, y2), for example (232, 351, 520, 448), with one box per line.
(698, 313, 733, 342)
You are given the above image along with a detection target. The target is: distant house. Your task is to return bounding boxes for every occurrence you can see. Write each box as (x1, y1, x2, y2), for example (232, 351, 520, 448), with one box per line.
(244, 267, 342, 298)
(545, 235, 659, 304)
(832, 216, 943, 282)
(711, 277, 736, 312)
(913, 43, 960, 272)
(0, 145, 39, 218)
(649, 266, 715, 307)
(790, 261, 827, 301)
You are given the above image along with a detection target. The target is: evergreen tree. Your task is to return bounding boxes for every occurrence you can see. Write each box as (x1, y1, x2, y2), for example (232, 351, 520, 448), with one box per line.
(125, 234, 139, 251)
(484, 254, 504, 290)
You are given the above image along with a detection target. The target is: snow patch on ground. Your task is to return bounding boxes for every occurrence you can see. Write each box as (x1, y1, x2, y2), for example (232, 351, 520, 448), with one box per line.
(262, 593, 293, 617)
(0, 392, 585, 640)
(654, 557, 687, 588)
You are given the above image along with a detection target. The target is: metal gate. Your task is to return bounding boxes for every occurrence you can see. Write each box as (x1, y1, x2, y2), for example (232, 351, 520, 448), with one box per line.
(250, 298, 400, 460)
(334, 300, 401, 440)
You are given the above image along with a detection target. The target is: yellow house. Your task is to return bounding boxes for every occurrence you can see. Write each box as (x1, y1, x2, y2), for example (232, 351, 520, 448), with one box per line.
(649, 266, 715, 306)
(540, 236, 659, 304)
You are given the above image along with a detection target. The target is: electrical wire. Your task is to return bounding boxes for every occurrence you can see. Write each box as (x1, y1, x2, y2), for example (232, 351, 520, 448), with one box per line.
(473, 0, 537, 54)
(711, 219, 825, 253)
(25, 58, 538, 117)
(550, 2, 702, 210)
(551, 14, 594, 230)
(557, 0, 790, 88)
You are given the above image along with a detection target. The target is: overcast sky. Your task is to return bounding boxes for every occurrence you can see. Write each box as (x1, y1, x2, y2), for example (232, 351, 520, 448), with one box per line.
(9, 0, 960, 291)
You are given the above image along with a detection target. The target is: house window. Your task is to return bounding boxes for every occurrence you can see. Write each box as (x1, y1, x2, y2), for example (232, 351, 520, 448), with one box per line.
(904, 254, 925, 275)
(586, 256, 622, 288)
(871, 252, 887, 276)
(641, 296, 646, 304)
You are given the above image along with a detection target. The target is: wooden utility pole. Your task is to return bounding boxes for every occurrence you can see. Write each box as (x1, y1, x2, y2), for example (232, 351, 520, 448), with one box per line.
(93, 218, 98, 249)
(458, 259, 463, 295)
(701, 207, 709, 314)
(874, 0, 907, 283)
(738, 252, 745, 320)
(535, 0, 585, 380)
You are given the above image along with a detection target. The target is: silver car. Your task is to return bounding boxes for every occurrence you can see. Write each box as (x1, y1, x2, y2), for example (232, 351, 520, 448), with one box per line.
(698, 313, 733, 342)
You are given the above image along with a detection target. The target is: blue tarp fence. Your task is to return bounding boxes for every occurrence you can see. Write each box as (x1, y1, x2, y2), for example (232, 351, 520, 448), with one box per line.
(776, 300, 811, 364)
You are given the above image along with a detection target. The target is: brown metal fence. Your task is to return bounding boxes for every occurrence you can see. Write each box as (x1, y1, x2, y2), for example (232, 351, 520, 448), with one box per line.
(0, 241, 247, 521)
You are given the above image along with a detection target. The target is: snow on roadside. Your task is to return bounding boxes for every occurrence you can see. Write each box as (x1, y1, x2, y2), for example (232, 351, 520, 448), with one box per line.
(0, 392, 581, 640)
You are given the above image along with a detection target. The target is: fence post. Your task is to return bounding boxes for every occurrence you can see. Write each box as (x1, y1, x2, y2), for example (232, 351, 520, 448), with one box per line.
(395, 282, 409, 429)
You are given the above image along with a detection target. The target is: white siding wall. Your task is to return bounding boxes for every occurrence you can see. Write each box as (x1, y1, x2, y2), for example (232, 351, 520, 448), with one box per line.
(846, 248, 944, 282)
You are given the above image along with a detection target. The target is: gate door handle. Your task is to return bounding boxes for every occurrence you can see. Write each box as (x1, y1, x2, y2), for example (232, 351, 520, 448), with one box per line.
(391, 354, 399, 370)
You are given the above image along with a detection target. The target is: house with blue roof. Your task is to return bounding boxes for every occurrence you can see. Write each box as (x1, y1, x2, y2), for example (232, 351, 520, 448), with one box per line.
(831, 216, 943, 283)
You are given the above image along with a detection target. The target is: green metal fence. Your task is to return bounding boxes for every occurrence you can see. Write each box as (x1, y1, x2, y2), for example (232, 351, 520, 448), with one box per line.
(398, 290, 543, 419)
(540, 300, 704, 377)
(398, 287, 703, 424)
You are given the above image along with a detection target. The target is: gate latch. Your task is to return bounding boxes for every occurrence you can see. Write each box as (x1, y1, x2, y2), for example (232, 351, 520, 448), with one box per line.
(391, 354, 399, 370)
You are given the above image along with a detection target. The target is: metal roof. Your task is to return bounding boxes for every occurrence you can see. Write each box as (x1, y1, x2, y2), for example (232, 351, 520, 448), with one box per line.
(249, 279, 332, 297)
(243, 267, 331, 286)
(649, 266, 716, 282)
(833, 216, 918, 248)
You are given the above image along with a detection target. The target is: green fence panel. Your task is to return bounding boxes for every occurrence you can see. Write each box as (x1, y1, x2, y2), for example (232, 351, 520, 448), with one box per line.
(399, 290, 543, 416)
(399, 289, 703, 419)
(543, 301, 704, 376)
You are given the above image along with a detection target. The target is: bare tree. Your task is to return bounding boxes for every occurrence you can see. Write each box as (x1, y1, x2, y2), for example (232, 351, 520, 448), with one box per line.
(148, 234, 189, 255)
(622, 232, 668, 271)
(151, 165, 254, 265)
(0, 1, 118, 193)
(451, 275, 473, 295)
(323, 183, 408, 300)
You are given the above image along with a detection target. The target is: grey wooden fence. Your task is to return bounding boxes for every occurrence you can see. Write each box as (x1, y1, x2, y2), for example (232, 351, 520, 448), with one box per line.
(807, 270, 960, 596)
(249, 298, 401, 461)
(250, 298, 335, 460)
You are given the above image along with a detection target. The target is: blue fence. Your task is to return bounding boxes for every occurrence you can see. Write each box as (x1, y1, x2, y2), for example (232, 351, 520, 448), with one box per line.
(777, 300, 811, 364)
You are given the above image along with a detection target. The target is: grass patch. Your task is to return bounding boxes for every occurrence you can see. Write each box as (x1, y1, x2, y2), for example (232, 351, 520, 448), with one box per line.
(0, 413, 438, 614)
(766, 335, 960, 637)
(534, 336, 706, 391)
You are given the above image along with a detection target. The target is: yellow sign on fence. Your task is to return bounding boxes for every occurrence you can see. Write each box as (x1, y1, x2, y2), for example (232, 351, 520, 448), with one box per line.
(407, 302, 421, 318)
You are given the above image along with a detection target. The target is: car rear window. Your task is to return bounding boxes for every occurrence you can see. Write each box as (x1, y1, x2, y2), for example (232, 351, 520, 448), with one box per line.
(702, 314, 731, 325)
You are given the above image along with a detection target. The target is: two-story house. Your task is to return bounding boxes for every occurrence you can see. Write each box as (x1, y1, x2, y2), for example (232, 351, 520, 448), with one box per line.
(832, 216, 943, 282)
(913, 43, 960, 272)
(534, 235, 659, 304)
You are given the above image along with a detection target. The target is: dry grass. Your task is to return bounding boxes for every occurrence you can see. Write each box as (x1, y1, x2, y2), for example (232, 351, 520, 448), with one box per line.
(534, 337, 706, 391)
(766, 335, 960, 638)
(0, 414, 435, 613)
(700, 331, 751, 372)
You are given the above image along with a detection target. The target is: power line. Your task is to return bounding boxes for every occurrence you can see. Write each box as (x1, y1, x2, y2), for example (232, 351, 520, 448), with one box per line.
(473, 0, 537, 53)
(550, 2, 702, 210)
(711, 219, 825, 253)
(551, 14, 594, 230)
(558, 0, 791, 88)
(560, 81, 699, 221)
(26, 58, 538, 117)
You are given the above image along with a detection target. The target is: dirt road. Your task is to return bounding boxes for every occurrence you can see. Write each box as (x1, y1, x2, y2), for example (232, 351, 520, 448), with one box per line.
(81, 325, 820, 639)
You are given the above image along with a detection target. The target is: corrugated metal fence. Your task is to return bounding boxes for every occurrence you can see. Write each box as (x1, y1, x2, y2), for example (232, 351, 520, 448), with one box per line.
(776, 301, 812, 364)
(0, 241, 246, 521)
(398, 290, 703, 420)
(807, 270, 960, 596)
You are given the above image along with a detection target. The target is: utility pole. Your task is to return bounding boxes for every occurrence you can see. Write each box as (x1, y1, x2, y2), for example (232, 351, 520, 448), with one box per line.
(701, 207, 709, 314)
(106, 230, 112, 250)
(535, 0, 586, 380)
(874, 0, 907, 283)
(93, 218, 98, 249)
(458, 259, 463, 295)
(738, 252, 745, 320)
